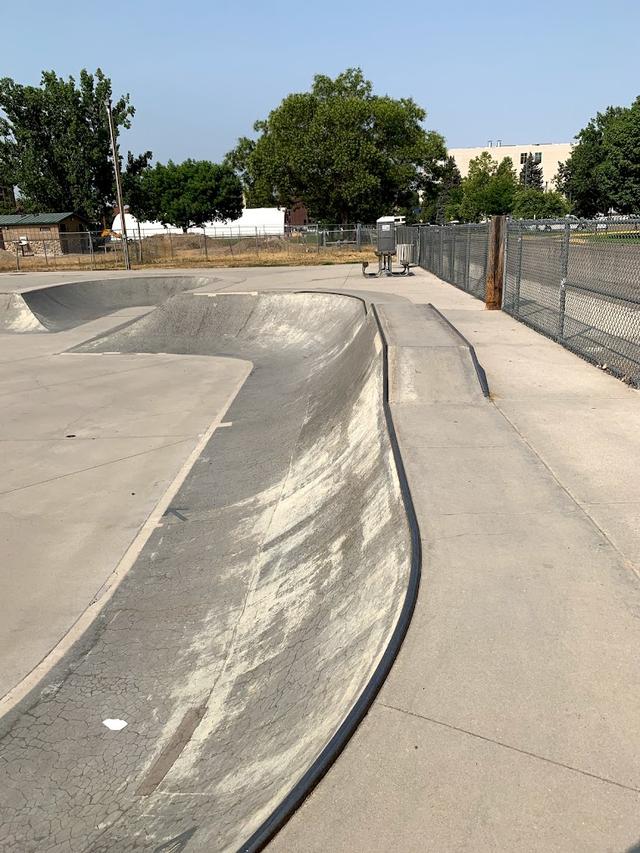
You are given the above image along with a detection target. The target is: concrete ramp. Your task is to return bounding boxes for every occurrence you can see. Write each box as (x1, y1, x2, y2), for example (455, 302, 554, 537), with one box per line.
(0, 291, 49, 332)
(0, 276, 216, 332)
(0, 291, 415, 852)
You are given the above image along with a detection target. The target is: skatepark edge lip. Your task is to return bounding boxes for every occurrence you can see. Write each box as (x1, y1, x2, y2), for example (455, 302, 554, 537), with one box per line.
(237, 301, 423, 853)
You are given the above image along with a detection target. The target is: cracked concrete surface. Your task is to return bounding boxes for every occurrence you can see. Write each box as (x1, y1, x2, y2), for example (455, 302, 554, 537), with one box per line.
(3, 264, 640, 853)
(0, 285, 411, 851)
(0, 314, 250, 700)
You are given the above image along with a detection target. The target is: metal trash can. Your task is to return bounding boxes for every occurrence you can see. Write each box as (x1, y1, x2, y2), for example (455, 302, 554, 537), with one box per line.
(396, 243, 415, 265)
(376, 216, 396, 254)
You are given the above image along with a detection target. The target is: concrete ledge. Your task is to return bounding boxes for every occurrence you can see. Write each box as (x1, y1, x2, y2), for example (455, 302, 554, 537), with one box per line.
(377, 302, 489, 404)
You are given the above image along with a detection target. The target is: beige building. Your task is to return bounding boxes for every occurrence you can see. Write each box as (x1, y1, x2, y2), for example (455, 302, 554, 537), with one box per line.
(448, 142, 574, 191)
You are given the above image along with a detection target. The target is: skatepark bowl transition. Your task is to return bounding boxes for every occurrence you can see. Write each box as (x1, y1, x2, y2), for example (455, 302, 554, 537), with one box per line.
(1, 268, 640, 853)
(0, 275, 417, 851)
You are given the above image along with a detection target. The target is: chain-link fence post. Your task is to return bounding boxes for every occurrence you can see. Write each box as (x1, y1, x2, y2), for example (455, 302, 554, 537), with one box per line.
(558, 219, 571, 340)
(439, 227, 444, 277)
(514, 221, 524, 315)
(43, 239, 49, 270)
(464, 224, 471, 292)
(15, 243, 20, 272)
(451, 227, 457, 283)
(168, 231, 174, 259)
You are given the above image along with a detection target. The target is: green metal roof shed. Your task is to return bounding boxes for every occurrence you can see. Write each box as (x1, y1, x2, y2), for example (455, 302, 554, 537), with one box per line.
(0, 212, 86, 226)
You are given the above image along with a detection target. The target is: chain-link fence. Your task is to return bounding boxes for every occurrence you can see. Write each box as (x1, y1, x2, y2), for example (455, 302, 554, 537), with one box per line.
(400, 217, 640, 386)
(504, 217, 640, 385)
(0, 224, 378, 273)
(4, 213, 639, 385)
(399, 223, 490, 299)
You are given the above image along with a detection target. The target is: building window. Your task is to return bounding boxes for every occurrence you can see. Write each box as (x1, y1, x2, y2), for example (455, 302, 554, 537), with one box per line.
(520, 152, 527, 164)
(534, 152, 542, 164)
(39, 226, 51, 232)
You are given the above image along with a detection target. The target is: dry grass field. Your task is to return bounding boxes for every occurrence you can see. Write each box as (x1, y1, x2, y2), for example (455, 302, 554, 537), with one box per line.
(0, 233, 379, 273)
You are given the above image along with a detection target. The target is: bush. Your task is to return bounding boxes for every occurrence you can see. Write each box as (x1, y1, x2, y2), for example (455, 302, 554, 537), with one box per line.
(513, 188, 571, 220)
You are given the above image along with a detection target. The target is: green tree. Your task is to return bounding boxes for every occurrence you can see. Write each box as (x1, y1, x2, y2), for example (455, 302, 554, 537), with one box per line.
(556, 98, 640, 216)
(226, 68, 446, 223)
(519, 153, 544, 189)
(0, 168, 17, 214)
(121, 151, 154, 225)
(420, 155, 464, 223)
(224, 136, 275, 208)
(139, 160, 243, 231)
(0, 68, 149, 225)
(459, 153, 518, 221)
(513, 188, 571, 219)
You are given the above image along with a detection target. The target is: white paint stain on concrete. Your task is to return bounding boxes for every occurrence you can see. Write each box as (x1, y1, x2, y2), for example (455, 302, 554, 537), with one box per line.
(102, 718, 128, 731)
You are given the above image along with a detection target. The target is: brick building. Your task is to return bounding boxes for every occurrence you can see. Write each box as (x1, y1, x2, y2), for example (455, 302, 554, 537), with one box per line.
(285, 202, 311, 228)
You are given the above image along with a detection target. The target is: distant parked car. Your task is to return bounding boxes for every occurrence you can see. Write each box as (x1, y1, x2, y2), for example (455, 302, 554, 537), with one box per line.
(542, 215, 581, 232)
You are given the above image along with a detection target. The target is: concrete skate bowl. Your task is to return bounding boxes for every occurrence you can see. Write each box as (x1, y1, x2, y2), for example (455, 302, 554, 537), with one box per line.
(0, 275, 216, 332)
(0, 290, 419, 852)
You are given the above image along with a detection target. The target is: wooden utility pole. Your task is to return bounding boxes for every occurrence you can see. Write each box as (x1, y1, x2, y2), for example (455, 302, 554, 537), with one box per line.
(485, 215, 506, 309)
(105, 98, 131, 271)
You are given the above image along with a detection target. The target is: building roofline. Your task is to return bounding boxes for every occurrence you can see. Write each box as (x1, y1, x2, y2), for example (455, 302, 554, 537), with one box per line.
(0, 212, 87, 226)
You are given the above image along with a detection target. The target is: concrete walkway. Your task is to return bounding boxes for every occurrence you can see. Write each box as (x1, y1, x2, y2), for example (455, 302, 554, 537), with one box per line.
(266, 267, 640, 852)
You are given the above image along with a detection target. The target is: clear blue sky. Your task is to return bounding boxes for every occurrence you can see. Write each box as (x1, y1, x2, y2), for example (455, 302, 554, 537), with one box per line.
(3, 0, 639, 164)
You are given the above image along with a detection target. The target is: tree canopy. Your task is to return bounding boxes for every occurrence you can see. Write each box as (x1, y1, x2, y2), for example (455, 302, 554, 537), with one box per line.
(512, 187, 570, 219)
(418, 150, 572, 224)
(519, 153, 544, 190)
(458, 153, 519, 221)
(226, 68, 446, 223)
(421, 155, 464, 223)
(134, 160, 243, 231)
(0, 68, 150, 225)
(556, 97, 640, 216)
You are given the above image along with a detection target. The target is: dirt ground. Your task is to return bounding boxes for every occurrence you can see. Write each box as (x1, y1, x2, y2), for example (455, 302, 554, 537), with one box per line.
(0, 235, 379, 273)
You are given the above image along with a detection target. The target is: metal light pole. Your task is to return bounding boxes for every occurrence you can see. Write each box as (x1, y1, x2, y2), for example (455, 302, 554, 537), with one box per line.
(105, 98, 131, 270)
